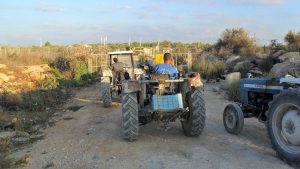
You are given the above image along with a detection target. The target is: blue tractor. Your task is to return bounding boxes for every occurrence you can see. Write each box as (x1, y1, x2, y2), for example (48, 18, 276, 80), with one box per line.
(223, 76, 300, 166)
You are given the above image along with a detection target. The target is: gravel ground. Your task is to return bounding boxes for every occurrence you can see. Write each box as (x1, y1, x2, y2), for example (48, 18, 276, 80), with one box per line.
(11, 83, 292, 169)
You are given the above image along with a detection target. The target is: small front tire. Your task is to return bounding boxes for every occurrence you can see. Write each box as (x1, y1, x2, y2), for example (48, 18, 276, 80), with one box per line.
(223, 103, 244, 135)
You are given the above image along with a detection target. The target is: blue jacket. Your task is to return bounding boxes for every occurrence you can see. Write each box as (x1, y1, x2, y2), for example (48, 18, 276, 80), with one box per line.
(153, 64, 178, 78)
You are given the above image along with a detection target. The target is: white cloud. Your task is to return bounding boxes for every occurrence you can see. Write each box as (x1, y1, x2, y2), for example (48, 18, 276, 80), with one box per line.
(228, 0, 287, 5)
(34, 4, 64, 12)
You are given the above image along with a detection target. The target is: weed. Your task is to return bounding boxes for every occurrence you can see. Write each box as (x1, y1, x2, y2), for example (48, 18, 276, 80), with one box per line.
(228, 79, 240, 102)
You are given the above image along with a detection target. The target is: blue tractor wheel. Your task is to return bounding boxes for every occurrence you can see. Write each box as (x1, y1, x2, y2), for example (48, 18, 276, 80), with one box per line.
(223, 103, 244, 135)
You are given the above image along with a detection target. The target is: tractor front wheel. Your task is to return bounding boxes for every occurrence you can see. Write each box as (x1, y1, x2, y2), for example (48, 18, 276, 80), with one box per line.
(267, 89, 300, 167)
(223, 103, 244, 135)
(182, 87, 206, 137)
(100, 82, 112, 108)
(122, 92, 139, 141)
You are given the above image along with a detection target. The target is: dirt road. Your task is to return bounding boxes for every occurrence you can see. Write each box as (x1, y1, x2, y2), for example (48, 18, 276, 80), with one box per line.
(12, 83, 292, 169)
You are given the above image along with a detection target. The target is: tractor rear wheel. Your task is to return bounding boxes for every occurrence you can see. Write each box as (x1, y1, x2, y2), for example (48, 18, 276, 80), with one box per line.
(223, 103, 244, 135)
(122, 92, 139, 141)
(267, 88, 300, 167)
(100, 82, 112, 108)
(182, 87, 206, 137)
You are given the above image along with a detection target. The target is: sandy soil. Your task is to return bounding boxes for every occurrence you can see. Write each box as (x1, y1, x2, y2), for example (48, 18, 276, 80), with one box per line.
(11, 83, 292, 169)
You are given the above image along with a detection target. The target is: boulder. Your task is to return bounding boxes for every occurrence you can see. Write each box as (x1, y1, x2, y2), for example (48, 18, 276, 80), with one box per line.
(225, 56, 240, 64)
(0, 64, 7, 69)
(0, 73, 9, 82)
(270, 60, 300, 77)
(271, 50, 286, 59)
(220, 72, 241, 90)
(212, 86, 220, 92)
(234, 60, 251, 71)
(278, 52, 300, 62)
(30, 132, 45, 141)
(204, 52, 218, 62)
(12, 137, 30, 146)
(0, 131, 16, 139)
(22, 64, 51, 74)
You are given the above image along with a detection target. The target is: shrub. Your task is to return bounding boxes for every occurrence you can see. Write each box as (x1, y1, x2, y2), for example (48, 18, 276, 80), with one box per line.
(260, 56, 279, 73)
(35, 76, 58, 90)
(192, 58, 226, 79)
(215, 28, 256, 56)
(228, 78, 240, 102)
(285, 30, 300, 51)
(21, 89, 66, 112)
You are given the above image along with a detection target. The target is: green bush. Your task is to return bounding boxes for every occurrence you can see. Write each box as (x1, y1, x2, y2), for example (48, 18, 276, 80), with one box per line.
(192, 58, 226, 79)
(21, 89, 67, 112)
(260, 56, 278, 73)
(35, 76, 58, 90)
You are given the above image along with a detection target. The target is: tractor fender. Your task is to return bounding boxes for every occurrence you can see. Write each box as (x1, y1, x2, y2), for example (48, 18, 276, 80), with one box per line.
(100, 68, 112, 83)
(101, 68, 113, 77)
(187, 72, 203, 88)
(123, 80, 141, 93)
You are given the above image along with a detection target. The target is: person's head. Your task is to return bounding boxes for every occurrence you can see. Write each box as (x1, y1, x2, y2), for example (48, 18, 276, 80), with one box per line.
(113, 58, 118, 63)
(164, 53, 173, 64)
(250, 60, 258, 67)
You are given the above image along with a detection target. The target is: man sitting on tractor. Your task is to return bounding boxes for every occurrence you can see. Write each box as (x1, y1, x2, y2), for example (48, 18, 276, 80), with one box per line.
(111, 58, 124, 84)
(153, 53, 178, 78)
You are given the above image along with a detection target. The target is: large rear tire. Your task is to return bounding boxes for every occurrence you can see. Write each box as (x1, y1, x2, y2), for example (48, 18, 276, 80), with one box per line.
(223, 103, 244, 135)
(122, 92, 139, 141)
(182, 87, 206, 137)
(100, 82, 112, 108)
(267, 88, 300, 167)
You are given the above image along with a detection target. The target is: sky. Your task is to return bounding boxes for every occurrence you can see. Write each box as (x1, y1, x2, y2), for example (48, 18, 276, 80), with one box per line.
(0, 0, 300, 46)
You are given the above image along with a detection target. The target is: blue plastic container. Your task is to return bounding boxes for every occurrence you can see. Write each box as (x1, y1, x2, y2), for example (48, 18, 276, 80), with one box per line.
(151, 94, 183, 111)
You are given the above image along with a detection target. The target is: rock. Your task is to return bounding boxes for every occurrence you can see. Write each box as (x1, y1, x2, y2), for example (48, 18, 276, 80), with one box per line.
(7, 71, 14, 74)
(234, 60, 251, 71)
(43, 161, 54, 169)
(202, 52, 218, 62)
(12, 137, 30, 146)
(17, 154, 32, 165)
(29, 124, 43, 132)
(212, 86, 220, 92)
(30, 132, 45, 141)
(16, 131, 30, 137)
(29, 72, 41, 81)
(225, 56, 240, 64)
(270, 60, 300, 77)
(92, 154, 100, 161)
(221, 72, 241, 90)
(8, 75, 16, 80)
(62, 115, 74, 120)
(22, 64, 51, 74)
(0, 64, 7, 69)
(0, 73, 9, 82)
(278, 52, 300, 62)
(0, 131, 16, 139)
(271, 50, 286, 59)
